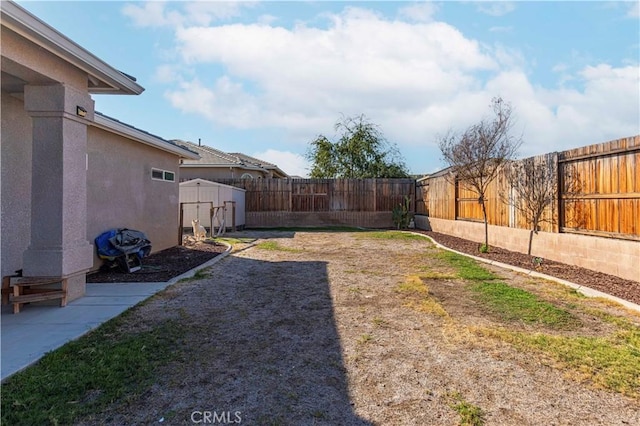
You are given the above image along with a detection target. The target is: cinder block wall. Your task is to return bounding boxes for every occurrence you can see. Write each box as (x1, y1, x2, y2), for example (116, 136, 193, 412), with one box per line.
(246, 212, 393, 228)
(419, 217, 640, 282)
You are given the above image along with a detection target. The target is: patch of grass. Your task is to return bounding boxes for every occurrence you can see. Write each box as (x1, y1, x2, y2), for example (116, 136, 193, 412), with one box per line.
(359, 230, 426, 241)
(1, 317, 183, 425)
(470, 281, 579, 329)
(405, 299, 449, 318)
(419, 270, 457, 280)
(214, 236, 255, 245)
(475, 324, 640, 398)
(447, 391, 485, 426)
(396, 275, 429, 294)
(372, 317, 388, 327)
(437, 251, 499, 281)
(357, 333, 374, 344)
(398, 275, 449, 317)
(255, 241, 302, 252)
(178, 267, 211, 283)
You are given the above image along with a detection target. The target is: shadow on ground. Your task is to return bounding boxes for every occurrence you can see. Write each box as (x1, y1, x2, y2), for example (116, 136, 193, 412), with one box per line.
(87, 254, 372, 425)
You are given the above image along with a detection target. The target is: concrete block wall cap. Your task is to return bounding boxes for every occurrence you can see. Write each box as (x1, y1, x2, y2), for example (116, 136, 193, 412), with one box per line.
(406, 231, 640, 314)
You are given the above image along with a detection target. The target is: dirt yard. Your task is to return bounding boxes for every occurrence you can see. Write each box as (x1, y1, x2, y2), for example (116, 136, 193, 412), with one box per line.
(78, 230, 640, 425)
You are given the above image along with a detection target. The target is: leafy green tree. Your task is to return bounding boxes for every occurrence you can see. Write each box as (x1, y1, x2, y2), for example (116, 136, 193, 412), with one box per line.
(307, 115, 409, 178)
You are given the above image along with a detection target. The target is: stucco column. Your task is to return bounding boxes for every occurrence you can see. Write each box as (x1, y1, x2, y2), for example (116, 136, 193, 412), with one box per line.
(22, 84, 94, 300)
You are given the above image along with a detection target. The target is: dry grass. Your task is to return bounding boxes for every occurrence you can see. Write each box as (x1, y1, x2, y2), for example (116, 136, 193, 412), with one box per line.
(6, 230, 638, 425)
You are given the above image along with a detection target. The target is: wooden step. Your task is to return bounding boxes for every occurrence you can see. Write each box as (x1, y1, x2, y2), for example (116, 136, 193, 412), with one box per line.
(11, 290, 66, 304)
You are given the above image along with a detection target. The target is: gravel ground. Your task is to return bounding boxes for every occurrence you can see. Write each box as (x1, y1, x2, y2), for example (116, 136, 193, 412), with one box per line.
(77, 230, 640, 426)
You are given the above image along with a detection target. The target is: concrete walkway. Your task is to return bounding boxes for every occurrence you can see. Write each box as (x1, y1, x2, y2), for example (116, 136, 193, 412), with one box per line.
(1, 282, 173, 381)
(1, 246, 231, 381)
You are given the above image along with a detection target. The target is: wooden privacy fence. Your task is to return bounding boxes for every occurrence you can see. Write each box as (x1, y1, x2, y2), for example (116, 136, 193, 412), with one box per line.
(417, 135, 640, 241)
(215, 178, 416, 213)
(210, 178, 415, 228)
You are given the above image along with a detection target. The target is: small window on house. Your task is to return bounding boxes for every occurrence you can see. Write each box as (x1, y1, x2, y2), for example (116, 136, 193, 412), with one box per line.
(240, 173, 253, 179)
(152, 168, 176, 182)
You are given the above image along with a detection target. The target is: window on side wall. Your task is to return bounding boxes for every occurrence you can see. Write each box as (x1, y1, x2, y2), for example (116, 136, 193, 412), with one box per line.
(240, 173, 253, 179)
(151, 168, 176, 182)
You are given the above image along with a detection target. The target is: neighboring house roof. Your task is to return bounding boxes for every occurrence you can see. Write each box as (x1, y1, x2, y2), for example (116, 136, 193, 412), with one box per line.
(1, 1, 143, 95)
(93, 113, 200, 159)
(173, 140, 289, 177)
(228, 152, 288, 178)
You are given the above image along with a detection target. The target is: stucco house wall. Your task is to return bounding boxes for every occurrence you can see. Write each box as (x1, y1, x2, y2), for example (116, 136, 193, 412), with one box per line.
(1, 1, 198, 300)
(1, 92, 33, 277)
(86, 127, 182, 270)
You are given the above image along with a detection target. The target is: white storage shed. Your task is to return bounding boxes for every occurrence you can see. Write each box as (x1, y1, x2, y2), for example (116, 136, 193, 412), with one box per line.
(179, 179, 246, 230)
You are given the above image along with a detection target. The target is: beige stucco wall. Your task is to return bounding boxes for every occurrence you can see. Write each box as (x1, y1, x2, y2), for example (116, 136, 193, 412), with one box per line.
(180, 167, 266, 181)
(422, 217, 640, 282)
(87, 127, 181, 270)
(1, 91, 33, 277)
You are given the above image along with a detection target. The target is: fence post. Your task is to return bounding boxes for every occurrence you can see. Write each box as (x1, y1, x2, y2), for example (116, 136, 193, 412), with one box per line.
(373, 178, 377, 212)
(556, 152, 563, 234)
(178, 203, 184, 246)
(289, 179, 293, 212)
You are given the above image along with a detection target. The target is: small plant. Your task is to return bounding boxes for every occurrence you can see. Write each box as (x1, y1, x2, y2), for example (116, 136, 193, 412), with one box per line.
(478, 244, 489, 253)
(532, 257, 543, 268)
(372, 317, 387, 327)
(392, 195, 413, 230)
(357, 333, 374, 344)
(447, 392, 485, 426)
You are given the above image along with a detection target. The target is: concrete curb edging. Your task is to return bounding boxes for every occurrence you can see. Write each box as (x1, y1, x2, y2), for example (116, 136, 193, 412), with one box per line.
(410, 232, 640, 314)
(167, 241, 233, 285)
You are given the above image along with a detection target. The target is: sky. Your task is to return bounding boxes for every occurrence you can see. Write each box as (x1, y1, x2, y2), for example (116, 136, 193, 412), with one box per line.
(17, 1, 640, 177)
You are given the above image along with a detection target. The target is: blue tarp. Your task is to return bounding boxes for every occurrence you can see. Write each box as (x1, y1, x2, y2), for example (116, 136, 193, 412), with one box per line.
(95, 228, 151, 260)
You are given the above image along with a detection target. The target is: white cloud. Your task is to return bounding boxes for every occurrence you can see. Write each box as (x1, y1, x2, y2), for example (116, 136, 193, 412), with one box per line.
(477, 2, 516, 17)
(122, 1, 183, 28)
(627, 2, 640, 18)
(167, 7, 497, 136)
(252, 149, 310, 177)
(398, 2, 439, 23)
(122, 0, 255, 28)
(133, 3, 638, 173)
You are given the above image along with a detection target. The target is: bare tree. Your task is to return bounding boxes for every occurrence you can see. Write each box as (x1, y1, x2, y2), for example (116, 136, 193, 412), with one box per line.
(439, 97, 522, 250)
(502, 155, 557, 257)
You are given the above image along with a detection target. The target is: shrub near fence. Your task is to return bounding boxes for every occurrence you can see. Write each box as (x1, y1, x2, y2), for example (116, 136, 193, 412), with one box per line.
(214, 178, 416, 228)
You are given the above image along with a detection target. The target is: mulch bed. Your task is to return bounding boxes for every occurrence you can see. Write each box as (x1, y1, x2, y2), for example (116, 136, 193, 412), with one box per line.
(86, 241, 227, 283)
(413, 230, 640, 306)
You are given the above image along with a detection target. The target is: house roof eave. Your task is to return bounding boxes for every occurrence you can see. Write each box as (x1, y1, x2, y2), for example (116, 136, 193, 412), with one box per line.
(93, 113, 200, 159)
(1, 1, 144, 95)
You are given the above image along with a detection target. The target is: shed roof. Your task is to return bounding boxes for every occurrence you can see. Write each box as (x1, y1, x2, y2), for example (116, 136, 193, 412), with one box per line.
(179, 178, 246, 192)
